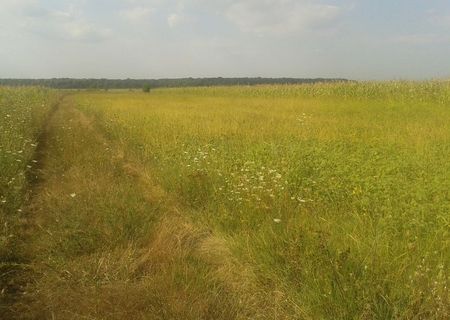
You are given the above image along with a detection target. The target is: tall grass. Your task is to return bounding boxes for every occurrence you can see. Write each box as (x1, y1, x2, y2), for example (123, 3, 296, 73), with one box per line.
(0, 87, 57, 317)
(0, 87, 55, 258)
(17, 101, 244, 319)
(73, 82, 449, 319)
(4, 83, 447, 319)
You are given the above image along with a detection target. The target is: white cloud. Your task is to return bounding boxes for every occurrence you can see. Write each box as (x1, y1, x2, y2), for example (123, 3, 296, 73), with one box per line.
(1, 0, 37, 9)
(430, 13, 450, 27)
(0, 2, 113, 42)
(390, 34, 449, 46)
(63, 22, 112, 41)
(168, 13, 186, 28)
(225, 0, 341, 36)
(49, 6, 77, 20)
(121, 7, 154, 23)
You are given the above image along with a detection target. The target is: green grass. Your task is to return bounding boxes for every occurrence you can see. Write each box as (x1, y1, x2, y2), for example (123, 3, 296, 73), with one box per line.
(74, 82, 450, 319)
(2, 82, 449, 319)
(0, 87, 58, 318)
(0, 87, 56, 259)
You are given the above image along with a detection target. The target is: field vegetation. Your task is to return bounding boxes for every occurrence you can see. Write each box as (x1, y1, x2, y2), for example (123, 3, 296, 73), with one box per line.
(0, 87, 58, 314)
(1, 82, 449, 319)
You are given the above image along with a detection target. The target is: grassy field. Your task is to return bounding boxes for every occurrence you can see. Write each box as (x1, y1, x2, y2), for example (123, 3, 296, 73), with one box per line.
(1, 83, 449, 319)
(0, 87, 58, 315)
(0, 87, 55, 219)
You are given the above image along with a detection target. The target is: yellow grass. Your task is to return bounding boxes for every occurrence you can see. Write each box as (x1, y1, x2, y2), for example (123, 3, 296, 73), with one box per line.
(2, 82, 449, 319)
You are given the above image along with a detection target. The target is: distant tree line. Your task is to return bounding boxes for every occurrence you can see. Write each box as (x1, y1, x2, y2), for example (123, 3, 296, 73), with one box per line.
(0, 77, 349, 90)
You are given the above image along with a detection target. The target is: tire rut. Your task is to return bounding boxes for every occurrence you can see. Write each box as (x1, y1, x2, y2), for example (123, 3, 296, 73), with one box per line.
(0, 96, 64, 319)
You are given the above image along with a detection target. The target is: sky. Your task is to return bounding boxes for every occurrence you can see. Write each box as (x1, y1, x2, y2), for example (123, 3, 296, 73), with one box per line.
(0, 0, 449, 80)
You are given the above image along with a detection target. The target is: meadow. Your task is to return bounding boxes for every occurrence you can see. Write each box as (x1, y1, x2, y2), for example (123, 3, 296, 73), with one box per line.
(0, 87, 57, 314)
(0, 87, 55, 217)
(1, 82, 449, 319)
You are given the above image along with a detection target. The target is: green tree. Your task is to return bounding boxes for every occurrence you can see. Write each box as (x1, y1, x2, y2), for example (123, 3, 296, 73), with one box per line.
(143, 84, 151, 93)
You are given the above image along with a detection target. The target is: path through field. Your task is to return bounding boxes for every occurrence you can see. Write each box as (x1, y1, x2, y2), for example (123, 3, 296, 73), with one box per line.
(0, 95, 61, 318)
(6, 96, 284, 319)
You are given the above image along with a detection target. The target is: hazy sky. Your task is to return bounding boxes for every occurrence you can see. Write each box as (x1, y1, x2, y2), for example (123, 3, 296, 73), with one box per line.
(1, 0, 449, 79)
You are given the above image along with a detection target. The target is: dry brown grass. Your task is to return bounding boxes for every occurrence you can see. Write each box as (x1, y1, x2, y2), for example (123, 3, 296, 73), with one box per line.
(13, 97, 294, 320)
